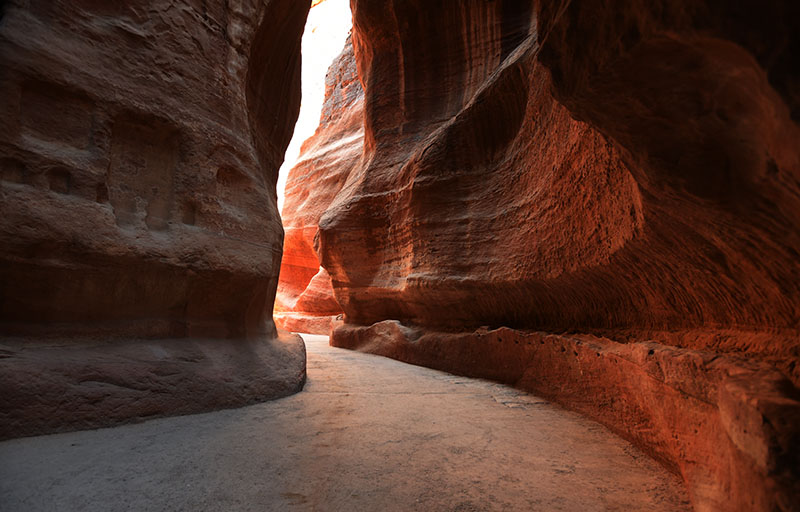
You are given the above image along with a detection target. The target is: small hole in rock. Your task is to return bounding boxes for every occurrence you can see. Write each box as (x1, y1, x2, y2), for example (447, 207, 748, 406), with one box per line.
(47, 168, 71, 195)
(1, 158, 26, 184)
(182, 202, 197, 226)
(95, 183, 109, 203)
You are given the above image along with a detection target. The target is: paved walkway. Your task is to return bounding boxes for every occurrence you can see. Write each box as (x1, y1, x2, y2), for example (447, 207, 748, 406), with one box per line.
(0, 335, 690, 511)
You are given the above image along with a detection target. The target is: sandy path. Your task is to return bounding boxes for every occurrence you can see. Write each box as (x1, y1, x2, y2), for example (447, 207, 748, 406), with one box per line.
(0, 334, 690, 511)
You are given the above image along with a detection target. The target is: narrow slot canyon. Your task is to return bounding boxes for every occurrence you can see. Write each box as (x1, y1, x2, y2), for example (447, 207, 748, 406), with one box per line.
(0, 1, 798, 511)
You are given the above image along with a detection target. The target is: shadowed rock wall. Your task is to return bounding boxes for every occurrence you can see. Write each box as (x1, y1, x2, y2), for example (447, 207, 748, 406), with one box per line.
(0, 0, 311, 438)
(276, 0, 800, 510)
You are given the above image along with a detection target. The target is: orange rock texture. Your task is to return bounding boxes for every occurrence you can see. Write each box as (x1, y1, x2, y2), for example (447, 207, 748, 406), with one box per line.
(274, 36, 359, 334)
(275, 1, 800, 510)
(0, 0, 311, 438)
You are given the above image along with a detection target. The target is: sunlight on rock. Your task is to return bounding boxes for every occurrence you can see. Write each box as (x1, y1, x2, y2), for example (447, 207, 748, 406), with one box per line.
(277, 0, 352, 212)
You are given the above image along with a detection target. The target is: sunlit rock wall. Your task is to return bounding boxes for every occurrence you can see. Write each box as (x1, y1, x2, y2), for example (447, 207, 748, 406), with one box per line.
(279, 0, 800, 510)
(275, 35, 360, 334)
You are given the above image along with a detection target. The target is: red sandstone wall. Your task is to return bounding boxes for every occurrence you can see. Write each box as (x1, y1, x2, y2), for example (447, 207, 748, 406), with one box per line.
(532, 0, 800, 380)
(321, 1, 649, 334)
(274, 35, 360, 334)
(275, 0, 800, 509)
(0, 0, 311, 438)
(321, 0, 800, 378)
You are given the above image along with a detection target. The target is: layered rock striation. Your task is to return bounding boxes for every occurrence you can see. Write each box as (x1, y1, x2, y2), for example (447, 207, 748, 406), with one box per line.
(274, 36, 360, 334)
(0, 0, 311, 438)
(277, 1, 800, 510)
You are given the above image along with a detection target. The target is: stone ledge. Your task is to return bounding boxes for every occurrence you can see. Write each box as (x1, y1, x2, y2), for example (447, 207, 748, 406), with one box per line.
(0, 330, 306, 440)
(275, 312, 339, 335)
(332, 320, 800, 512)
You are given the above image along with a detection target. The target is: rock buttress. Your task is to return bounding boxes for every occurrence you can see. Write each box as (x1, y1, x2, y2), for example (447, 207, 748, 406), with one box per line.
(0, 0, 311, 438)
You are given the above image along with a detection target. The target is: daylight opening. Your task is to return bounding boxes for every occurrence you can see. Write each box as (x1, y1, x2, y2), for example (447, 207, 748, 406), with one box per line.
(277, 0, 353, 212)
(273, 0, 353, 334)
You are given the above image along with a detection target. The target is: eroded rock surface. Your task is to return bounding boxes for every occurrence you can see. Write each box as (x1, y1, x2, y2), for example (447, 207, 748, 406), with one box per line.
(0, 0, 311, 437)
(276, 1, 800, 510)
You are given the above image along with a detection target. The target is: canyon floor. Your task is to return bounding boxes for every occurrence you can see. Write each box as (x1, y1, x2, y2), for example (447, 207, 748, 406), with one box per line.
(0, 334, 691, 511)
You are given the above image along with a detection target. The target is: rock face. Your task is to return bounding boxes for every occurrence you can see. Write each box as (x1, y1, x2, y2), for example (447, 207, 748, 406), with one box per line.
(274, 1, 800, 510)
(0, 0, 311, 438)
(274, 36, 359, 334)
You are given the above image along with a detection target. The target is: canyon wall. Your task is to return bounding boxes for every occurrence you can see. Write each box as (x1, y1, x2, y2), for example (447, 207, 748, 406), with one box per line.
(0, 0, 311, 438)
(274, 36, 359, 334)
(278, 0, 800, 510)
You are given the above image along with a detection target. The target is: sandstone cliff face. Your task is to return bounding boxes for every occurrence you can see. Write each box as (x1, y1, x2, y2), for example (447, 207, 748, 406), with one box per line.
(274, 36, 359, 334)
(323, 0, 647, 334)
(533, 0, 800, 375)
(274, 0, 800, 510)
(323, 1, 800, 374)
(0, 0, 310, 438)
